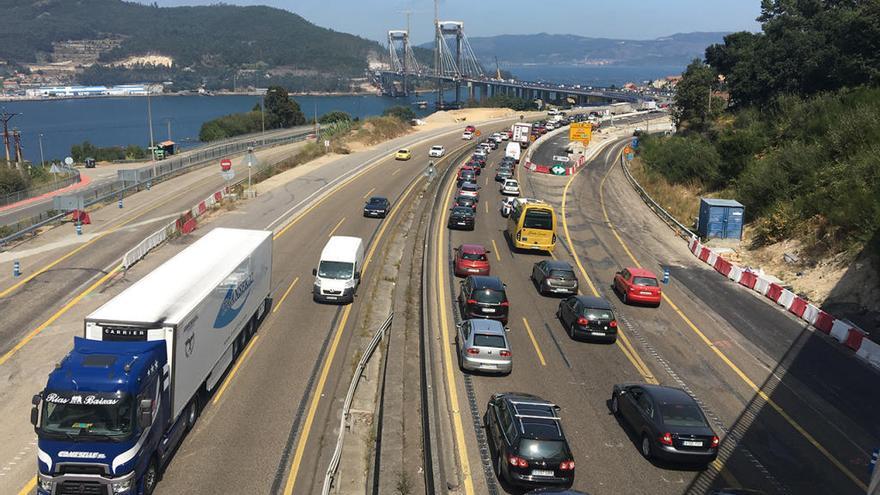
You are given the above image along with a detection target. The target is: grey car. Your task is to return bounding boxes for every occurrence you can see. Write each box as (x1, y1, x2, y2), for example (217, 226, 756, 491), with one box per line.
(495, 166, 514, 182)
(532, 260, 579, 295)
(456, 319, 512, 374)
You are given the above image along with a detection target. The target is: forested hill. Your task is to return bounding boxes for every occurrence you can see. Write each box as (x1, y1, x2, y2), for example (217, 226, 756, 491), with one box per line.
(0, 0, 381, 75)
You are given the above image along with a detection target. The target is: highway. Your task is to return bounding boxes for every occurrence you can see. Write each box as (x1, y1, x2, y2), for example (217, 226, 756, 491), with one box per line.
(427, 127, 879, 494)
(0, 114, 526, 495)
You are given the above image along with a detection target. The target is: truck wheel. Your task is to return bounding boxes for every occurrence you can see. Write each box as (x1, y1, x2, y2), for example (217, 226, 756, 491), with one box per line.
(185, 397, 200, 431)
(142, 459, 159, 495)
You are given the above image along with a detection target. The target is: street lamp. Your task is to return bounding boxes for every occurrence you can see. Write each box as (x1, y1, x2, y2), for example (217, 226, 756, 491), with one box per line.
(247, 146, 254, 196)
(38, 133, 45, 168)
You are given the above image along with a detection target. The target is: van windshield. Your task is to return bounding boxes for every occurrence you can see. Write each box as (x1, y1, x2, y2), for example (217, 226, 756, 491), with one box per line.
(319, 261, 354, 280)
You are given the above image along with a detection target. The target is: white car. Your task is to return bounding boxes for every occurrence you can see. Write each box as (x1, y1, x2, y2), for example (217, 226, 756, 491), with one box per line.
(473, 148, 487, 159)
(462, 131, 473, 140)
(500, 132, 509, 141)
(429, 145, 446, 157)
(491, 133, 504, 143)
(500, 179, 521, 196)
(478, 143, 493, 153)
(500, 197, 516, 217)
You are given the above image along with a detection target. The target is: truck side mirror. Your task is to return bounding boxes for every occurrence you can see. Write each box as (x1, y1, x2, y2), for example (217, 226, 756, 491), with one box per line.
(138, 399, 153, 429)
(32, 394, 41, 405)
(312, 268, 317, 276)
(30, 406, 38, 427)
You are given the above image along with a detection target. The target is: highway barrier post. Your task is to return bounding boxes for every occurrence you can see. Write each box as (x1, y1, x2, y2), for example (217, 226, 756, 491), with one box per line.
(662, 267, 670, 284)
(13, 260, 20, 277)
(75, 222, 82, 236)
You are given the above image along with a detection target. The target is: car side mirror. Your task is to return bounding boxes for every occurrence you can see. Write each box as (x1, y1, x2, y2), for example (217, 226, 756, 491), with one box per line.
(312, 268, 317, 276)
(355, 272, 361, 280)
(138, 399, 153, 429)
(485, 250, 491, 254)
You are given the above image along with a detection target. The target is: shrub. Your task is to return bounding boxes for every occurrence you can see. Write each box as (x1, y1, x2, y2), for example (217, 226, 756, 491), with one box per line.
(640, 134, 721, 187)
(0, 167, 30, 195)
(382, 105, 416, 122)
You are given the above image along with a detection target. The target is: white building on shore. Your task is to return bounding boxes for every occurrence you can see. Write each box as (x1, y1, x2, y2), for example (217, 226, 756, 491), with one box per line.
(25, 84, 154, 98)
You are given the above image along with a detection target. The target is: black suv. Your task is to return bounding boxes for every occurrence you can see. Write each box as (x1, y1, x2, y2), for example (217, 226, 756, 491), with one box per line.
(556, 296, 617, 342)
(484, 392, 575, 489)
(458, 275, 509, 325)
(448, 206, 475, 231)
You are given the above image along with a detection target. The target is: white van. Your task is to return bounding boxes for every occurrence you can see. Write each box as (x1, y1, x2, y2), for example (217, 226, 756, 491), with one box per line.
(505, 141, 521, 162)
(313, 236, 364, 303)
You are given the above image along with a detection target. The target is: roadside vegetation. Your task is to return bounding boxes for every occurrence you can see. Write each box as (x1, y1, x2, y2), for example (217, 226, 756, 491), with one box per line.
(0, 161, 66, 197)
(70, 141, 147, 162)
(199, 86, 306, 142)
(466, 94, 537, 112)
(637, 0, 880, 258)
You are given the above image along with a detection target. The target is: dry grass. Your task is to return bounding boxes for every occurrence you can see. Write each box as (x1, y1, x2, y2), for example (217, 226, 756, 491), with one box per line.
(347, 116, 411, 146)
(628, 158, 702, 228)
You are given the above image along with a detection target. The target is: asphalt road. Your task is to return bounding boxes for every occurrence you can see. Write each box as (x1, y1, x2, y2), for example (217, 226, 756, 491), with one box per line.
(429, 131, 879, 495)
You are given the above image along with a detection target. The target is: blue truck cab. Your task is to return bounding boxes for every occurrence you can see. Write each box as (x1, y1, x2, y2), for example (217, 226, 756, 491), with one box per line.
(32, 338, 176, 495)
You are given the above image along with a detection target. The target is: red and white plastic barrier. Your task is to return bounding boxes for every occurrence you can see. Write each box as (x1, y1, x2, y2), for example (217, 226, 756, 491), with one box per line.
(686, 236, 875, 370)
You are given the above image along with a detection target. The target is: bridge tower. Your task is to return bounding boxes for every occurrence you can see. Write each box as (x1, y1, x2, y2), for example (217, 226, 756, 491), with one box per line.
(387, 30, 421, 96)
(434, 21, 483, 108)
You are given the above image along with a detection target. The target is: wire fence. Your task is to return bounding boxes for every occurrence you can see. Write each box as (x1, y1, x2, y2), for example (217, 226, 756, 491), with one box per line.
(0, 167, 81, 208)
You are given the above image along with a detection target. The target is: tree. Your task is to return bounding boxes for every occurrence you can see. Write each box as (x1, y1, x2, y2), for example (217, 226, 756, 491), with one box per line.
(382, 105, 416, 122)
(264, 86, 306, 128)
(672, 59, 723, 129)
(319, 111, 352, 124)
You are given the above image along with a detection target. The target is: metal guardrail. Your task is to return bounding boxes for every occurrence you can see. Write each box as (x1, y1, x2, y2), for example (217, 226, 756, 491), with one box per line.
(0, 167, 80, 207)
(0, 128, 310, 246)
(617, 151, 697, 240)
(122, 220, 177, 269)
(322, 313, 394, 495)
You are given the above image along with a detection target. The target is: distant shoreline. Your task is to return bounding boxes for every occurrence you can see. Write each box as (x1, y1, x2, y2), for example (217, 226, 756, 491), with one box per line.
(0, 89, 389, 103)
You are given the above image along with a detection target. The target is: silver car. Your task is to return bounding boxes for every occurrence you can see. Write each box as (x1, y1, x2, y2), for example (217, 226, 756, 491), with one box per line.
(456, 319, 512, 374)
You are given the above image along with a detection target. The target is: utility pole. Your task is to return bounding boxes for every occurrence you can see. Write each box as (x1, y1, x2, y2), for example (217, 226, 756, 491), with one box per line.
(166, 119, 172, 142)
(146, 92, 155, 160)
(39, 133, 45, 168)
(1, 110, 21, 165)
(314, 102, 319, 140)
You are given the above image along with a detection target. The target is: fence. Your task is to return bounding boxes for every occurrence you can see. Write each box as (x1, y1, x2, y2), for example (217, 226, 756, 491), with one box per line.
(0, 128, 310, 246)
(322, 313, 393, 495)
(0, 167, 81, 208)
(618, 152, 696, 240)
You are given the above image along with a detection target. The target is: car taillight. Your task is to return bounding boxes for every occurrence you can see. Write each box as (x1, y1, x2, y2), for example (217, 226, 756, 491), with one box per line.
(467, 348, 480, 355)
(500, 301, 509, 307)
(659, 432, 674, 446)
(500, 350, 511, 357)
(711, 435, 720, 448)
(559, 460, 575, 470)
(577, 317, 588, 326)
(467, 299, 477, 305)
(508, 454, 529, 468)
(609, 320, 618, 328)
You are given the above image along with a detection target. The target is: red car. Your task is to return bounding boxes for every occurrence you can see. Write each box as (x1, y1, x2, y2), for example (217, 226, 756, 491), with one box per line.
(454, 244, 491, 277)
(465, 125, 476, 133)
(614, 267, 661, 306)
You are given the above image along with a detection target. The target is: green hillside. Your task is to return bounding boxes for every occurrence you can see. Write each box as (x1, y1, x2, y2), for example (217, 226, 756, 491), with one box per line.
(0, 0, 382, 87)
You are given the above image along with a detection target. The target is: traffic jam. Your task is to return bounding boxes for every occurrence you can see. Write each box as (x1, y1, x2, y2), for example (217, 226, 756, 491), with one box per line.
(442, 116, 719, 493)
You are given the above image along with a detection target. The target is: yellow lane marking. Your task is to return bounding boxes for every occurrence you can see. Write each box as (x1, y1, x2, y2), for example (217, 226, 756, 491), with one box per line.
(272, 277, 300, 314)
(436, 171, 476, 495)
(283, 305, 352, 495)
(327, 217, 346, 238)
(284, 151, 435, 494)
(522, 317, 546, 366)
(16, 476, 35, 495)
(212, 334, 262, 405)
(490, 239, 501, 262)
(559, 149, 657, 384)
(362, 187, 376, 200)
(599, 149, 867, 492)
(0, 265, 122, 367)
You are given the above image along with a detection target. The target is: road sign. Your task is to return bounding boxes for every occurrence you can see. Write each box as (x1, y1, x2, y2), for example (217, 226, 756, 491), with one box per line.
(552, 155, 570, 163)
(475, 130, 482, 137)
(49, 164, 62, 174)
(551, 164, 567, 176)
(53, 194, 84, 211)
(569, 122, 592, 144)
(324, 140, 330, 148)
(64, 156, 74, 166)
(220, 158, 232, 172)
(221, 170, 235, 181)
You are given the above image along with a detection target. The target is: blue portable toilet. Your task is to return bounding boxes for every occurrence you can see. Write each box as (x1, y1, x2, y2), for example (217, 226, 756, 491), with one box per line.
(697, 198, 744, 240)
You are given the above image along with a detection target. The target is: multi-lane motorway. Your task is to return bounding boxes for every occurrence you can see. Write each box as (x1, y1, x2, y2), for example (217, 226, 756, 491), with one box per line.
(2, 110, 877, 495)
(428, 127, 880, 494)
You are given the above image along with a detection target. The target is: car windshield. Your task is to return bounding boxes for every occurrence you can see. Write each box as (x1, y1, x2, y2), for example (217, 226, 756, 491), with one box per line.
(659, 402, 708, 428)
(473, 333, 506, 348)
(505, 181, 518, 187)
(318, 260, 354, 280)
(549, 269, 574, 279)
(398, 149, 408, 154)
(524, 209, 553, 230)
(475, 288, 505, 303)
(453, 208, 474, 217)
(462, 184, 478, 191)
(634, 276, 659, 287)
(40, 392, 133, 440)
(518, 439, 567, 460)
(368, 198, 386, 206)
(432, 146, 442, 150)
(462, 252, 487, 261)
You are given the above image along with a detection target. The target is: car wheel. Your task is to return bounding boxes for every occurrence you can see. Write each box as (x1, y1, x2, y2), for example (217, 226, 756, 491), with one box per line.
(142, 458, 159, 495)
(569, 322, 577, 339)
(622, 291, 628, 304)
(641, 434, 653, 459)
(611, 394, 620, 415)
(494, 452, 503, 478)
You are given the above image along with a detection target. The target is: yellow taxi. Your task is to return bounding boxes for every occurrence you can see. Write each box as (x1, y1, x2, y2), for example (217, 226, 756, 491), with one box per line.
(394, 148, 412, 160)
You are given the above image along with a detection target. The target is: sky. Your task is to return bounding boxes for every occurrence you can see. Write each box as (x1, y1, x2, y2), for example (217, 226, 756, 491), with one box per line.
(145, 0, 762, 45)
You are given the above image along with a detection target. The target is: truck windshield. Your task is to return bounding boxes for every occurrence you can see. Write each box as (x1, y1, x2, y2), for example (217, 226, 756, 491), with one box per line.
(318, 261, 354, 280)
(40, 392, 133, 440)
